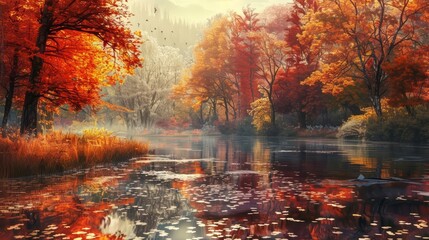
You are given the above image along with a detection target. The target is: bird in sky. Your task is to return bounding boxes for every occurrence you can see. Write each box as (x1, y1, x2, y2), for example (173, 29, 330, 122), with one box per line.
(154, 7, 158, 13)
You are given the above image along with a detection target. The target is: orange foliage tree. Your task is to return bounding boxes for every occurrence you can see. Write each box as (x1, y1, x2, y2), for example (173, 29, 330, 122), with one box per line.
(301, 0, 429, 117)
(174, 16, 237, 126)
(18, 0, 141, 135)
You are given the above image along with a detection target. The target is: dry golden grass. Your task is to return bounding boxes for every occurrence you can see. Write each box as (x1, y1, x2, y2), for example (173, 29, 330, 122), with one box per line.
(0, 129, 148, 178)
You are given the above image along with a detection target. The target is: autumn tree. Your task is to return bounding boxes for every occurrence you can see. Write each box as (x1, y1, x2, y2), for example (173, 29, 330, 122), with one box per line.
(260, 4, 291, 37)
(301, 0, 429, 117)
(231, 7, 261, 118)
(251, 30, 288, 128)
(274, 0, 324, 129)
(112, 35, 185, 129)
(39, 34, 116, 109)
(20, 0, 141, 135)
(384, 48, 429, 116)
(175, 16, 238, 126)
(0, 0, 36, 137)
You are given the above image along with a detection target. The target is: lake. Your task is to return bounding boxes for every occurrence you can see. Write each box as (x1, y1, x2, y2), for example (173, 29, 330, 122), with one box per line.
(1, 136, 428, 239)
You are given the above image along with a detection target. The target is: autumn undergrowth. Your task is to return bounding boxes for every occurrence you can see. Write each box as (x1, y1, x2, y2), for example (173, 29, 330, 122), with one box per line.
(365, 109, 429, 143)
(338, 106, 429, 143)
(0, 128, 148, 178)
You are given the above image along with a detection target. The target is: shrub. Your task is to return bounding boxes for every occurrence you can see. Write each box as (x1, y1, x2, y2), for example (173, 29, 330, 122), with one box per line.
(338, 105, 429, 143)
(366, 110, 429, 143)
(337, 107, 374, 139)
(235, 118, 256, 136)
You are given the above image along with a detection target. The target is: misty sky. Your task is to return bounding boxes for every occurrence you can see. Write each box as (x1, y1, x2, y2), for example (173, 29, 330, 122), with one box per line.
(129, 0, 292, 24)
(170, 0, 291, 12)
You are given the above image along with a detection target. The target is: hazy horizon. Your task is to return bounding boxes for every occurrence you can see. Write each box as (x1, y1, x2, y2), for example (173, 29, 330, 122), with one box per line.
(128, 0, 292, 24)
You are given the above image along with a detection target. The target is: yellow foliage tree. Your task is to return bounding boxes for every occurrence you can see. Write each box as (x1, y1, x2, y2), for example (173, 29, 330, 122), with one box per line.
(174, 16, 238, 125)
(248, 94, 271, 132)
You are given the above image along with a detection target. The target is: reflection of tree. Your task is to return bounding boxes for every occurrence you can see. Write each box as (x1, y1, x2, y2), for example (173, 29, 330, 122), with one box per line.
(251, 138, 271, 186)
(128, 136, 429, 239)
(101, 176, 193, 238)
(338, 141, 427, 179)
(351, 182, 429, 237)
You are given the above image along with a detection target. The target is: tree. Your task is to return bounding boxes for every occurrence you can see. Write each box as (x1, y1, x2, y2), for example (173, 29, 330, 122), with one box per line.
(248, 92, 271, 131)
(260, 4, 291, 37)
(274, 0, 324, 129)
(175, 16, 238, 126)
(20, 0, 141, 135)
(251, 30, 288, 127)
(231, 7, 261, 118)
(39, 34, 117, 110)
(0, 0, 36, 137)
(113, 35, 185, 129)
(384, 48, 429, 115)
(301, 0, 429, 117)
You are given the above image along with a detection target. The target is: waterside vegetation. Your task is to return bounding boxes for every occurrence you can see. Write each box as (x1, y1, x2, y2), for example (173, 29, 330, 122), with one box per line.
(0, 129, 148, 178)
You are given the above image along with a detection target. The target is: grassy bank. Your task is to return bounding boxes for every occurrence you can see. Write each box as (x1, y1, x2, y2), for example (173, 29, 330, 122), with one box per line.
(0, 129, 148, 178)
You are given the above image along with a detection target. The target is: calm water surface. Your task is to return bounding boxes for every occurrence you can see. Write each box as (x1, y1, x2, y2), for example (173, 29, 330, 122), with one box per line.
(0, 136, 428, 239)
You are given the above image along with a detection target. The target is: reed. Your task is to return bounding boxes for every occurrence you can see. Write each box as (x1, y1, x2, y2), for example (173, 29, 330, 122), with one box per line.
(0, 129, 148, 178)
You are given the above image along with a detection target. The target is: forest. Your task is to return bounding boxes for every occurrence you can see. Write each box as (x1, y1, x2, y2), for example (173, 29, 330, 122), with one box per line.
(173, 0, 429, 142)
(0, 0, 429, 143)
(1, 1, 429, 239)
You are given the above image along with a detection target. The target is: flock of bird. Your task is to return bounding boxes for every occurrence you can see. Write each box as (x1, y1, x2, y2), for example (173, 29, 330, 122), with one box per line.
(135, 7, 189, 47)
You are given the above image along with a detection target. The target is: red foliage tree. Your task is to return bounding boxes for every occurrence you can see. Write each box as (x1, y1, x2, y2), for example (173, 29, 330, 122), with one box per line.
(275, 0, 324, 129)
(231, 7, 261, 118)
(20, 0, 141, 135)
(0, 0, 36, 136)
(385, 48, 429, 116)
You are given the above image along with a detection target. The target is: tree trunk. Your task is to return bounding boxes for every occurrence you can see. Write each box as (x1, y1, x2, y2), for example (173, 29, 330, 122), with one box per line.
(268, 87, 276, 127)
(298, 111, 307, 129)
(21, 91, 40, 135)
(405, 105, 415, 117)
(372, 95, 383, 118)
(199, 104, 204, 126)
(2, 50, 18, 138)
(269, 98, 276, 127)
(224, 98, 229, 122)
(271, 106, 276, 127)
(20, 0, 53, 136)
(211, 99, 218, 123)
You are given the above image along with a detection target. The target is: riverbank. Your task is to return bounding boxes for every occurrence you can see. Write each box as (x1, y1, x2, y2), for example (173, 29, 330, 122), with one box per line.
(0, 129, 148, 178)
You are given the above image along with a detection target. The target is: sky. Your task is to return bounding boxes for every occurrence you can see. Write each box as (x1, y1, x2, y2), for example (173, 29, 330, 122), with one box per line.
(169, 0, 291, 12)
(129, 0, 292, 24)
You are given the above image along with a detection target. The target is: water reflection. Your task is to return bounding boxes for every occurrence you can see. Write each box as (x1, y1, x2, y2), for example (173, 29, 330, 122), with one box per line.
(1, 136, 428, 239)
